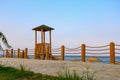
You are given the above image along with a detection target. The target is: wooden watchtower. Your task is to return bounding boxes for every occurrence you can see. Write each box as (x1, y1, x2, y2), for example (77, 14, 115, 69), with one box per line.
(32, 25, 54, 59)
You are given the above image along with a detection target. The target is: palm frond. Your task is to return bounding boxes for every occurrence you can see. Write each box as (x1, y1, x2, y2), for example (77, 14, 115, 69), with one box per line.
(0, 44, 4, 50)
(0, 32, 12, 49)
(0, 32, 3, 38)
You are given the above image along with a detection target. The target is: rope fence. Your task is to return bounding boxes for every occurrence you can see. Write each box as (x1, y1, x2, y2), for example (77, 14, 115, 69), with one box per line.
(1, 42, 120, 64)
(115, 44, 120, 46)
(86, 45, 109, 48)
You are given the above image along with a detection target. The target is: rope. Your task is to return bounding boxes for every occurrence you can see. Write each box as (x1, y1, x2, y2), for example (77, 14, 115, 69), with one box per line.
(65, 52, 81, 54)
(86, 45, 109, 48)
(115, 48, 120, 50)
(86, 52, 109, 54)
(65, 49, 81, 51)
(28, 49, 34, 51)
(28, 52, 34, 54)
(52, 48, 61, 50)
(28, 49, 34, 50)
(86, 48, 109, 51)
(52, 52, 60, 54)
(13, 50, 17, 53)
(115, 52, 120, 54)
(28, 50, 34, 51)
(65, 46, 81, 50)
(115, 44, 120, 46)
(28, 50, 34, 52)
(52, 49, 61, 52)
(52, 51, 60, 53)
(65, 48, 81, 51)
(28, 51, 34, 53)
(65, 50, 81, 52)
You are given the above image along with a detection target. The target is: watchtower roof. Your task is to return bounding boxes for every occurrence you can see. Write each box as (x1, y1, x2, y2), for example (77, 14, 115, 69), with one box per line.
(32, 25, 54, 31)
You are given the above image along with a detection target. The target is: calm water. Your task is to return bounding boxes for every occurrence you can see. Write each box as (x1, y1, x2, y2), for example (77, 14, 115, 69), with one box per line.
(1, 52, 120, 64)
(28, 54, 120, 64)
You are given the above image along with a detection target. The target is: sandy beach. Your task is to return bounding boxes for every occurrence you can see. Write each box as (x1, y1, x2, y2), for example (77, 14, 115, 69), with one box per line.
(0, 58, 120, 80)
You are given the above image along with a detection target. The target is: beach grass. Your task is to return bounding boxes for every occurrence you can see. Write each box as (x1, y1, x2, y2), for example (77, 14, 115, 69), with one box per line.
(57, 66, 95, 80)
(0, 64, 95, 80)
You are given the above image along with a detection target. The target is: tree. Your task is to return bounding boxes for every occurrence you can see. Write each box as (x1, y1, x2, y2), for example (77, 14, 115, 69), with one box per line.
(0, 32, 12, 50)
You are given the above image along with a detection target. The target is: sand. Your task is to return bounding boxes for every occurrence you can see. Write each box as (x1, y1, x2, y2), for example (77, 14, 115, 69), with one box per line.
(0, 58, 120, 80)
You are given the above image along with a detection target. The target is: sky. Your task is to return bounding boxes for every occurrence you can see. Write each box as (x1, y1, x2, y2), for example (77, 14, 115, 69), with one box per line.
(0, 0, 120, 49)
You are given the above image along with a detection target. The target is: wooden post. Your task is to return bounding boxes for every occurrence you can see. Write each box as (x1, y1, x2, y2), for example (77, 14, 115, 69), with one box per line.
(41, 29, 44, 43)
(10, 49, 13, 58)
(22, 50, 24, 58)
(41, 29, 45, 56)
(43, 32, 46, 57)
(34, 48, 36, 59)
(35, 31, 37, 59)
(17, 48, 20, 58)
(44, 32, 45, 44)
(49, 30, 52, 56)
(24, 48, 28, 58)
(61, 45, 65, 60)
(35, 31, 37, 45)
(81, 44, 86, 62)
(45, 46, 49, 60)
(110, 42, 115, 64)
(6, 49, 9, 58)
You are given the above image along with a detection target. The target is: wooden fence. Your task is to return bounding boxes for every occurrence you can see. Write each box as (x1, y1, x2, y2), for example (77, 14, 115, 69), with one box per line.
(5, 48, 28, 58)
(1, 42, 120, 64)
(52, 42, 120, 64)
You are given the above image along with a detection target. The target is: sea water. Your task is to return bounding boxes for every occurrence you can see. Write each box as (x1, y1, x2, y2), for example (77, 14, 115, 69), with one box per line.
(0, 51, 120, 64)
(28, 54, 120, 64)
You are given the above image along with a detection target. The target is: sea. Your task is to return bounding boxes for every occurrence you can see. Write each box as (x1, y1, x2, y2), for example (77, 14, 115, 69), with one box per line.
(29, 54, 120, 64)
(0, 51, 120, 64)
(24, 54, 120, 64)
